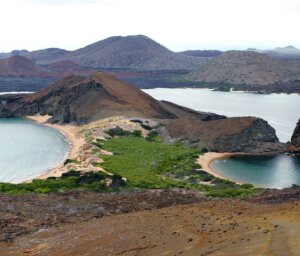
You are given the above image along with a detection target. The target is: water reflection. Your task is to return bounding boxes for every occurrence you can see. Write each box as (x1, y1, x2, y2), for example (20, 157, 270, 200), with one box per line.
(212, 155, 300, 189)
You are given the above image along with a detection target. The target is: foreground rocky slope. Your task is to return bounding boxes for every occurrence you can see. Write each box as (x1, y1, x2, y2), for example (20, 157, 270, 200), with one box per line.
(1, 187, 300, 255)
(187, 51, 300, 89)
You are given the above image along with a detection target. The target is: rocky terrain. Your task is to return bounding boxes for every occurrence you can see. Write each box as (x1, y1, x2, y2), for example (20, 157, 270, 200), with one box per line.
(0, 71, 286, 153)
(291, 119, 300, 147)
(1, 187, 300, 255)
(166, 116, 285, 153)
(0, 72, 176, 122)
(178, 50, 222, 57)
(187, 51, 300, 89)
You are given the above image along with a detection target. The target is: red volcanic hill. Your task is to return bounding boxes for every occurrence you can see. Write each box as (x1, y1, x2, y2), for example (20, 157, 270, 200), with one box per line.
(21, 71, 176, 123)
(0, 56, 47, 77)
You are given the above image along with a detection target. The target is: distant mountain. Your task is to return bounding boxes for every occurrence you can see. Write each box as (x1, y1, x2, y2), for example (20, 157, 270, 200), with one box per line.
(248, 46, 300, 59)
(0, 50, 29, 59)
(187, 51, 300, 86)
(40, 35, 208, 70)
(0, 56, 47, 77)
(178, 50, 222, 58)
(23, 48, 69, 64)
(1, 35, 208, 70)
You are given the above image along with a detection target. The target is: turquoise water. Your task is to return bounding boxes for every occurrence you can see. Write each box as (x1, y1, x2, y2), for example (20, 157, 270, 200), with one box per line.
(144, 88, 300, 188)
(212, 155, 300, 189)
(0, 118, 70, 183)
(144, 88, 300, 142)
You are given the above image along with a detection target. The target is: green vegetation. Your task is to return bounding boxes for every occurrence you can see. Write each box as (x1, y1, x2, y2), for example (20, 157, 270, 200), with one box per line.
(0, 171, 125, 195)
(99, 137, 200, 188)
(64, 159, 80, 165)
(0, 127, 260, 198)
(105, 127, 142, 138)
(98, 134, 260, 197)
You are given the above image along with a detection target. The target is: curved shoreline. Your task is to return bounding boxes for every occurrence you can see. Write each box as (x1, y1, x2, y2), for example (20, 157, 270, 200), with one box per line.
(197, 152, 236, 181)
(198, 151, 284, 186)
(26, 115, 85, 181)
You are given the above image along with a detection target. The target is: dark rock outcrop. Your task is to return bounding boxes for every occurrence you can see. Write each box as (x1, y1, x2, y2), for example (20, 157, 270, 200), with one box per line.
(160, 100, 226, 121)
(291, 119, 300, 147)
(166, 116, 285, 153)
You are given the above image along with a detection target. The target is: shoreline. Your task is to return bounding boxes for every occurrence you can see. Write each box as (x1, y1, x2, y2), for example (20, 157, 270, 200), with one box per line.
(198, 151, 284, 186)
(26, 115, 85, 180)
(197, 152, 235, 181)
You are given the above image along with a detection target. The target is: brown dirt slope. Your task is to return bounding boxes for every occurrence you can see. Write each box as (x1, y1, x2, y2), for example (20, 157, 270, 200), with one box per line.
(1, 190, 300, 256)
(17, 71, 176, 123)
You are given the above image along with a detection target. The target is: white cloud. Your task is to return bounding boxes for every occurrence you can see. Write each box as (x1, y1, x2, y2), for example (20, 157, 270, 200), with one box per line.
(0, 0, 299, 52)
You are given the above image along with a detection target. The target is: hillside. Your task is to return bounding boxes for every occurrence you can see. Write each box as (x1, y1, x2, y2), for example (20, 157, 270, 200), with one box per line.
(47, 35, 208, 70)
(0, 71, 284, 153)
(187, 51, 300, 86)
(1, 35, 208, 70)
(23, 48, 69, 64)
(0, 56, 47, 77)
(15, 71, 176, 122)
(251, 46, 300, 59)
(178, 50, 222, 57)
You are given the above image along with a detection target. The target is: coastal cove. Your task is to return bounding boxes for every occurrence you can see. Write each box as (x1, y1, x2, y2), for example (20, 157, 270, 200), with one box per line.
(144, 88, 300, 142)
(0, 118, 70, 183)
(146, 88, 300, 189)
(199, 153, 300, 189)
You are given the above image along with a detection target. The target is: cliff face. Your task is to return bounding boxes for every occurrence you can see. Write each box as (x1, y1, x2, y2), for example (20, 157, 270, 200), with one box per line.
(167, 116, 284, 153)
(291, 119, 300, 147)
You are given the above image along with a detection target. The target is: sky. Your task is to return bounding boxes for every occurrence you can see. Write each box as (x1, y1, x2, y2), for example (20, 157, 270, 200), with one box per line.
(0, 0, 300, 52)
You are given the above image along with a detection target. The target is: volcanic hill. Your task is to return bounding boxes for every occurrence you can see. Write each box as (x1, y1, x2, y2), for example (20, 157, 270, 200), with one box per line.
(187, 51, 300, 86)
(2, 35, 208, 70)
(0, 71, 284, 153)
(0, 56, 47, 77)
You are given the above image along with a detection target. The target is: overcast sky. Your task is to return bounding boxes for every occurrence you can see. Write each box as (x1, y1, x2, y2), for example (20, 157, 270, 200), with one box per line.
(0, 0, 300, 52)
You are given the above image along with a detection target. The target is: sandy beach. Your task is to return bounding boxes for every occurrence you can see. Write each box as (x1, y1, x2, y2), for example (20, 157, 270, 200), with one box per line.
(26, 115, 85, 180)
(197, 152, 235, 180)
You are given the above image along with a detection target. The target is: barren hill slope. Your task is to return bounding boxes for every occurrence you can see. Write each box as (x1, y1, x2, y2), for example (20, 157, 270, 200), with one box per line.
(0, 56, 47, 77)
(188, 51, 300, 86)
(16, 71, 176, 123)
(26, 35, 208, 70)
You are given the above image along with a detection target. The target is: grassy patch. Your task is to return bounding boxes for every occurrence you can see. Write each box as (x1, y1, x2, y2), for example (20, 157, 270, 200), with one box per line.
(99, 137, 201, 189)
(98, 136, 260, 197)
(0, 171, 125, 195)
